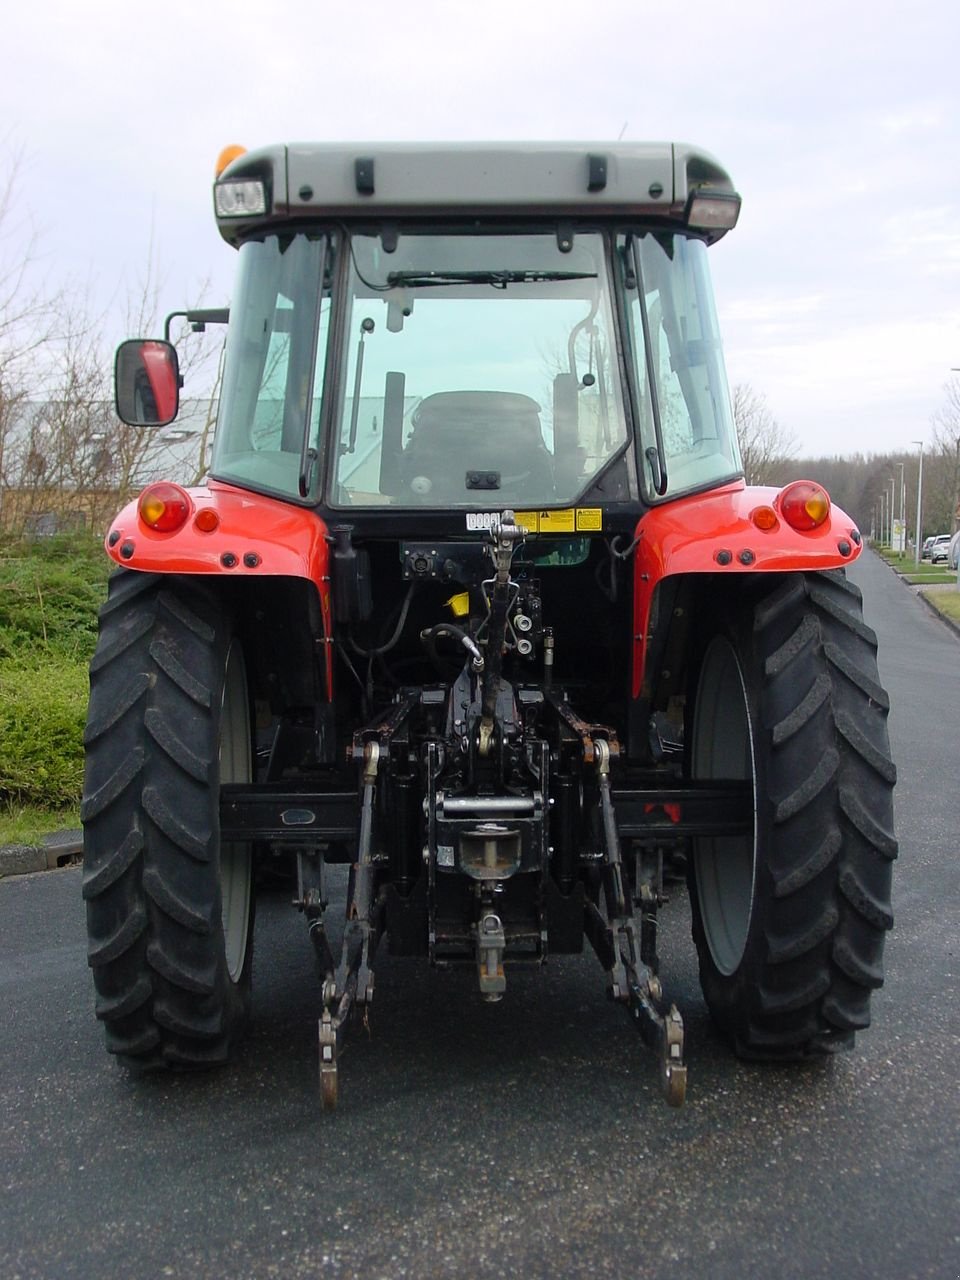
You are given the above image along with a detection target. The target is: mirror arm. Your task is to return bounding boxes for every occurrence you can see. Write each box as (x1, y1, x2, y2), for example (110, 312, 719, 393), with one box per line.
(163, 308, 230, 343)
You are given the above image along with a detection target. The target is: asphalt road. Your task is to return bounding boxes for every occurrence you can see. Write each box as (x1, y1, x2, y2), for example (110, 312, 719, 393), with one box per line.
(2, 550, 958, 1280)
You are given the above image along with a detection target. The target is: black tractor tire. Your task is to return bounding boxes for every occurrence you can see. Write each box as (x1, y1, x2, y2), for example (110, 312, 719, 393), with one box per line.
(82, 570, 255, 1069)
(688, 570, 896, 1058)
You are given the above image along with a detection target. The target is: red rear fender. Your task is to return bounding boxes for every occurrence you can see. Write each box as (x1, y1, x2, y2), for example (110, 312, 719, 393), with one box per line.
(105, 481, 333, 692)
(631, 483, 862, 697)
(106, 481, 330, 581)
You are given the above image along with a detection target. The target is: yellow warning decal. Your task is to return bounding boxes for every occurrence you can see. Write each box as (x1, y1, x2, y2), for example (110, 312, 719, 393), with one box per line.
(515, 508, 603, 534)
(539, 508, 576, 533)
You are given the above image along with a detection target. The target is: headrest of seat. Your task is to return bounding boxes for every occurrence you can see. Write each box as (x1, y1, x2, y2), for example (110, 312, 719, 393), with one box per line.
(412, 391, 542, 434)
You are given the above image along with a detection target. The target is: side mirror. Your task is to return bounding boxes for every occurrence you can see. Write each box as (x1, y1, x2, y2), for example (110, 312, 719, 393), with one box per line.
(115, 339, 181, 427)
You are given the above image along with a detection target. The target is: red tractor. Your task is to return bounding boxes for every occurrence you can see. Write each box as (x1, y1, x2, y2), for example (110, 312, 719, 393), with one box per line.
(82, 142, 896, 1107)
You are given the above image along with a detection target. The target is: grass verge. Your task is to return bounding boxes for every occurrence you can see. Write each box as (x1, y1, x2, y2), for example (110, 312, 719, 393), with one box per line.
(0, 802, 80, 848)
(921, 587, 960, 626)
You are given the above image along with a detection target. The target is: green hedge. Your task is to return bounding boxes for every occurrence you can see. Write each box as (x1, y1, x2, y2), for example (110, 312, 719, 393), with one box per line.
(0, 534, 110, 810)
(0, 534, 111, 661)
(0, 661, 89, 806)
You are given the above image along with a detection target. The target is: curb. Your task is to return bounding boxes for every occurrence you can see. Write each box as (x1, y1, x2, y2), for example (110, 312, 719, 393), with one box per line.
(916, 589, 960, 641)
(877, 552, 960, 641)
(0, 829, 82, 881)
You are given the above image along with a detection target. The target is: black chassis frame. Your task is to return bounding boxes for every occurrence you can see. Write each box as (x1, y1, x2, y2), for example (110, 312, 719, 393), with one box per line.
(204, 217, 746, 1105)
(217, 508, 751, 1108)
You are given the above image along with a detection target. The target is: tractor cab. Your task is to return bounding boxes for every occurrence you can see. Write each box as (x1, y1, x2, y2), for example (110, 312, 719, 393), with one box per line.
(209, 145, 743, 519)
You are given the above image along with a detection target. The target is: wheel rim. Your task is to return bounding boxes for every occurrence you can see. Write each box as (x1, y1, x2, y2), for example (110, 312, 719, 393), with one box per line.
(691, 636, 757, 976)
(219, 641, 252, 983)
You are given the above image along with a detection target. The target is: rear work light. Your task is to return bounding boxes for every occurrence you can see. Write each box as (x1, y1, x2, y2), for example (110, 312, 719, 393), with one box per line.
(686, 191, 741, 231)
(779, 481, 831, 532)
(215, 178, 267, 218)
(138, 483, 192, 532)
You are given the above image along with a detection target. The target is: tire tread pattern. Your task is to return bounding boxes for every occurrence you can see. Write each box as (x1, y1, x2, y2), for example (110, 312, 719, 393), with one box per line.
(691, 569, 896, 1059)
(82, 569, 250, 1069)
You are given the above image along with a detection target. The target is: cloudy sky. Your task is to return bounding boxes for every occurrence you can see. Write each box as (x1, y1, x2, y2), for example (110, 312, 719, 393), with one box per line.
(3, 0, 958, 459)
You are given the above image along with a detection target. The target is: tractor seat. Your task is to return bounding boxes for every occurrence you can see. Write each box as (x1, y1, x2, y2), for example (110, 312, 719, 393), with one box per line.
(401, 390, 554, 501)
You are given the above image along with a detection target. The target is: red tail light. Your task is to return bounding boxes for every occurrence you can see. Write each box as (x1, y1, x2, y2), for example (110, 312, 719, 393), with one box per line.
(138, 483, 192, 532)
(779, 481, 830, 532)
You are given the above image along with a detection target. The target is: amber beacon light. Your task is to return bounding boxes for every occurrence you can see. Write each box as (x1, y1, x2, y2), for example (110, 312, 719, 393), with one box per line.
(215, 144, 247, 177)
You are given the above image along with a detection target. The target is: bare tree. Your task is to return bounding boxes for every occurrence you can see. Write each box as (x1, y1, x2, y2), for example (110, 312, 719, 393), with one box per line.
(0, 146, 55, 377)
(0, 142, 62, 525)
(181, 339, 225, 488)
(930, 376, 960, 534)
(0, 162, 226, 533)
(732, 383, 797, 486)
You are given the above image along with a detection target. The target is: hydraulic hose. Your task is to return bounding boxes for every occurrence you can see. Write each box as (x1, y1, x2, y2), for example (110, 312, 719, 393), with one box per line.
(419, 623, 483, 672)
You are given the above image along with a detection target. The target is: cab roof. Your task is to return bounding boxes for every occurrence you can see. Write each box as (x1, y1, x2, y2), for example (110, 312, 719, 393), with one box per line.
(214, 141, 739, 246)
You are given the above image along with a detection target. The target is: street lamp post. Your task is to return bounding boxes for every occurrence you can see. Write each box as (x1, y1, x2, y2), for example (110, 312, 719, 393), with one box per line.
(913, 440, 924, 566)
(887, 489, 892, 547)
(888, 478, 895, 549)
(897, 461, 905, 553)
(885, 486, 896, 547)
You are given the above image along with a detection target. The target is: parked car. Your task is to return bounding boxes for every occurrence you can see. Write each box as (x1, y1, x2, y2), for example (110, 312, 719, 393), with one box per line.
(947, 530, 960, 571)
(922, 535, 939, 560)
(930, 534, 952, 563)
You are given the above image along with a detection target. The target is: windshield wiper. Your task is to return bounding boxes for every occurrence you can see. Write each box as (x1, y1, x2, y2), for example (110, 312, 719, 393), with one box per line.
(384, 270, 598, 289)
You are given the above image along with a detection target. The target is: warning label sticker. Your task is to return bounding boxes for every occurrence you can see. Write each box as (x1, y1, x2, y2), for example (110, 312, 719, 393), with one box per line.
(539, 509, 576, 533)
(468, 509, 603, 534)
